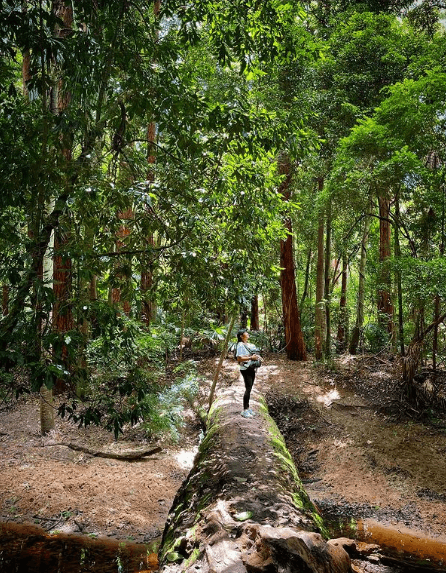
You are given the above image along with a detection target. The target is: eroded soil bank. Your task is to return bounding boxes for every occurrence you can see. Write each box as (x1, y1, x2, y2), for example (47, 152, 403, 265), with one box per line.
(0, 353, 445, 571)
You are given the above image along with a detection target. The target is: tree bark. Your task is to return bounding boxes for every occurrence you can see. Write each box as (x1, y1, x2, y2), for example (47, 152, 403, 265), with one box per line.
(159, 381, 351, 573)
(324, 202, 332, 358)
(53, 230, 73, 393)
(111, 208, 133, 315)
(140, 0, 161, 326)
(300, 248, 312, 309)
(315, 179, 325, 360)
(377, 196, 393, 334)
(279, 155, 307, 361)
(250, 295, 259, 330)
(337, 254, 348, 353)
(394, 192, 404, 357)
(349, 206, 372, 355)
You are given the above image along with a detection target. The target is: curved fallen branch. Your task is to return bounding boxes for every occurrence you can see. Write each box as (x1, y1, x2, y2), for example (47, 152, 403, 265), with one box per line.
(51, 443, 162, 460)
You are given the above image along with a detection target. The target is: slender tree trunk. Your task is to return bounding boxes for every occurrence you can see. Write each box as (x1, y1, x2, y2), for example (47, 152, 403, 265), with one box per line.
(279, 155, 307, 361)
(337, 254, 348, 353)
(315, 179, 325, 360)
(433, 296, 439, 372)
(140, 0, 161, 326)
(51, 2, 74, 390)
(53, 230, 73, 393)
(250, 294, 259, 330)
(300, 248, 312, 309)
(40, 201, 55, 435)
(240, 307, 248, 329)
(394, 192, 405, 357)
(349, 205, 372, 355)
(324, 202, 332, 358)
(140, 241, 155, 325)
(112, 208, 133, 315)
(433, 179, 445, 372)
(378, 196, 393, 334)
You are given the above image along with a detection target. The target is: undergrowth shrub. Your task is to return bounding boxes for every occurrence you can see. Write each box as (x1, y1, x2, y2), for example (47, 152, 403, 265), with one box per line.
(59, 315, 201, 439)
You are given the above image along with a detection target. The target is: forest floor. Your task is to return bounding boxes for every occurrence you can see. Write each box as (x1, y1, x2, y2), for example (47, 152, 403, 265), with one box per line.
(0, 352, 446, 559)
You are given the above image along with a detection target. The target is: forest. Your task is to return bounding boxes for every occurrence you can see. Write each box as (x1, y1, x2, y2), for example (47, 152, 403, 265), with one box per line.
(1, 0, 446, 571)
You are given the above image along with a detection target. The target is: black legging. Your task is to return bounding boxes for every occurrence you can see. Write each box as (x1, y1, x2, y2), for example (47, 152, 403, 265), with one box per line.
(240, 366, 256, 410)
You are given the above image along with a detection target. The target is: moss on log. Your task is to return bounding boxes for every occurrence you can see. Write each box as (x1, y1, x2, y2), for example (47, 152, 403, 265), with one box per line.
(158, 381, 351, 573)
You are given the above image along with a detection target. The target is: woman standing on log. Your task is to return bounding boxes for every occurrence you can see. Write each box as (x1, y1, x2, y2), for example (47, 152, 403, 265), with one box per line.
(236, 329, 261, 418)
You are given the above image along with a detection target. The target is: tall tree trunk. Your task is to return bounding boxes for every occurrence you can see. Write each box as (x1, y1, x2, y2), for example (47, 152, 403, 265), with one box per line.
(240, 307, 248, 329)
(40, 201, 55, 435)
(433, 168, 444, 372)
(394, 191, 405, 357)
(300, 248, 312, 309)
(349, 205, 372, 355)
(378, 196, 394, 334)
(315, 178, 325, 361)
(53, 230, 73, 393)
(324, 201, 332, 357)
(337, 254, 348, 353)
(51, 2, 74, 391)
(140, 0, 161, 327)
(250, 294, 259, 330)
(111, 208, 133, 315)
(140, 238, 155, 325)
(279, 155, 307, 361)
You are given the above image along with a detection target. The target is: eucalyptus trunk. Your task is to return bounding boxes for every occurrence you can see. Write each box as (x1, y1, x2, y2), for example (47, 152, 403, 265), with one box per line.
(279, 155, 307, 361)
(378, 196, 394, 334)
(315, 178, 325, 360)
(140, 0, 160, 326)
(394, 192, 404, 357)
(337, 254, 348, 353)
(40, 200, 55, 435)
(53, 230, 73, 393)
(349, 206, 372, 355)
(324, 202, 332, 357)
(300, 248, 312, 309)
(250, 294, 259, 330)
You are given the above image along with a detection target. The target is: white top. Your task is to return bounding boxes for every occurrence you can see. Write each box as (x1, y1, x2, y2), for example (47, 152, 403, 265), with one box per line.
(236, 341, 256, 370)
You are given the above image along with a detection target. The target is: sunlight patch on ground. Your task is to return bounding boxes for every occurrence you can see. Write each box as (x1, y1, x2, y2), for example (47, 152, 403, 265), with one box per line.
(333, 438, 351, 448)
(316, 388, 340, 407)
(175, 448, 198, 470)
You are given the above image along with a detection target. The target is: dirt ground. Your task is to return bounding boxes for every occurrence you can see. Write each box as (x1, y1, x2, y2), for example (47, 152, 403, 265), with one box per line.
(1, 352, 446, 556)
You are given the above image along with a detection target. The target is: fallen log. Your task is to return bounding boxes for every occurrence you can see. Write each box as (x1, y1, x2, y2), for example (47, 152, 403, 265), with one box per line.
(158, 380, 351, 573)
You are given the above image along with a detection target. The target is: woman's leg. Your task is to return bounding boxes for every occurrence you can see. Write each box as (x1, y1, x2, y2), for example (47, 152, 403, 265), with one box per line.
(241, 367, 256, 410)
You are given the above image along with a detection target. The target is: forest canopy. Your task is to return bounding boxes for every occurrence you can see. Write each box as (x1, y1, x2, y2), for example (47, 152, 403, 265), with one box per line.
(1, 0, 446, 435)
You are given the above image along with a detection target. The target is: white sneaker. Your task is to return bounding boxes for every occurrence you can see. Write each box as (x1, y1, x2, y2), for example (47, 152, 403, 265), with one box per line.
(241, 409, 253, 418)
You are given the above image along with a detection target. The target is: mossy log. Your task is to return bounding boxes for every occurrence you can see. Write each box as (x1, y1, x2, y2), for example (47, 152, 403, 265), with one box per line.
(158, 380, 351, 573)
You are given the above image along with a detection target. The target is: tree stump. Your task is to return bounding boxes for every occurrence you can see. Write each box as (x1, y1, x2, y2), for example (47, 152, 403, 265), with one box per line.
(158, 379, 351, 572)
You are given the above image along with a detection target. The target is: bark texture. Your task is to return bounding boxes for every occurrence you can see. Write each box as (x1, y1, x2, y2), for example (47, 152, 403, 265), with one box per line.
(158, 381, 351, 573)
(349, 208, 371, 355)
(279, 155, 307, 361)
(250, 295, 259, 331)
(378, 197, 393, 333)
(315, 179, 325, 360)
(336, 255, 348, 352)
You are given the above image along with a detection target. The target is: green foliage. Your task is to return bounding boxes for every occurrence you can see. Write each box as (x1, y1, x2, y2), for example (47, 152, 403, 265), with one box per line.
(362, 322, 389, 353)
(59, 320, 201, 439)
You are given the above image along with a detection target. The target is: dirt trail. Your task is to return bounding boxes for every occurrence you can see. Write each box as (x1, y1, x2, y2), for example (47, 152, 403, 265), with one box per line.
(0, 353, 445, 552)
